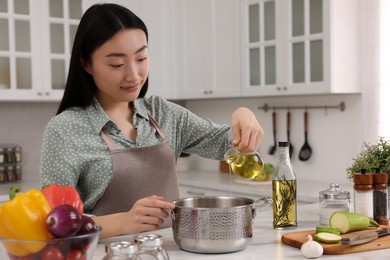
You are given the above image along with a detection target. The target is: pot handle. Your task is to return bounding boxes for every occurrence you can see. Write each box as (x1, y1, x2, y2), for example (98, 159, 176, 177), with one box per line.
(252, 197, 272, 209)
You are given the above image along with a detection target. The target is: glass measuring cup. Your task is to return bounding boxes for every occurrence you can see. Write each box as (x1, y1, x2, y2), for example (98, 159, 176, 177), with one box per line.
(224, 148, 264, 180)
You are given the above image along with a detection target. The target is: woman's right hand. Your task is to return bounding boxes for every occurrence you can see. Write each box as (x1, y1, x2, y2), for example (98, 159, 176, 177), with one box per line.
(94, 195, 175, 239)
(125, 195, 176, 233)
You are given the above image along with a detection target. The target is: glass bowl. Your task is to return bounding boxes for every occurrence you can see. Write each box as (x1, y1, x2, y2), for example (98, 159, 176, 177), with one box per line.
(0, 228, 100, 260)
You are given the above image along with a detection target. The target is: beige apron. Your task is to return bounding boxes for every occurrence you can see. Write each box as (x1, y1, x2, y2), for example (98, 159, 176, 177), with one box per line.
(92, 114, 180, 228)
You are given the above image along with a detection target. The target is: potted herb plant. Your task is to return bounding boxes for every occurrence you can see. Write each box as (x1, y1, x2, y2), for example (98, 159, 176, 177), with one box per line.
(346, 137, 390, 185)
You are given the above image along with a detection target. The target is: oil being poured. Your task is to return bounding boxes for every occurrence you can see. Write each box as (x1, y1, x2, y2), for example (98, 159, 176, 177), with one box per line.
(224, 148, 264, 180)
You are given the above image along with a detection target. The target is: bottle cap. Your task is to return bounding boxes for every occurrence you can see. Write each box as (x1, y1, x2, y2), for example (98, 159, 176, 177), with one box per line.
(374, 172, 388, 185)
(374, 183, 387, 190)
(319, 183, 351, 199)
(353, 172, 374, 185)
(105, 241, 136, 255)
(278, 141, 290, 147)
(134, 234, 163, 247)
(354, 184, 373, 191)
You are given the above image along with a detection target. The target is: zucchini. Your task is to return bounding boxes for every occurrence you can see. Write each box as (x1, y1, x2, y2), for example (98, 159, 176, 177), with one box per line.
(315, 226, 340, 235)
(329, 211, 379, 234)
(315, 232, 342, 243)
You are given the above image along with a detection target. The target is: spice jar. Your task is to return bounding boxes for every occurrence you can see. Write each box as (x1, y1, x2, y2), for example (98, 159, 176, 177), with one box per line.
(373, 172, 388, 225)
(134, 234, 169, 260)
(0, 166, 6, 183)
(353, 170, 374, 218)
(13, 146, 22, 163)
(5, 147, 15, 163)
(103, 241, 138, 260)
(0, 147, 5, 164)
(319, 183, 351, 226)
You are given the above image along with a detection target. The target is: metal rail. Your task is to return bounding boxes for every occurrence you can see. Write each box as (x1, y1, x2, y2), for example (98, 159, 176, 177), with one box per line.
(258, 101, 345, 112)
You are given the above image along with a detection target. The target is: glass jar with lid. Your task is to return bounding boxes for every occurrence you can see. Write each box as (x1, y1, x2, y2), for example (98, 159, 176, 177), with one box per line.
(319, 183, 351, 226)
(134, 234, 169, 260)
(103, 241, 138, 260)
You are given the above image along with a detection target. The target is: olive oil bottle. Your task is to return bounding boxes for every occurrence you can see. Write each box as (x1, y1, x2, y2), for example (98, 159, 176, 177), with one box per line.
(272, 141, 297, 229)
(224, 148, 264, 179)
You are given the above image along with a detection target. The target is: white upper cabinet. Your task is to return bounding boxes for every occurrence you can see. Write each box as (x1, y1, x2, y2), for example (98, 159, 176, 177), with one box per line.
(0, 0, 361, 102)
(124, 0, 178, 100)
(173, 0, 242, 99)
(0, 0, 81, 101)
(241, 0, 361, 96)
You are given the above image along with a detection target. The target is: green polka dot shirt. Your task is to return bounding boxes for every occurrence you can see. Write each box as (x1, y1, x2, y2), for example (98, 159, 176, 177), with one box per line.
(39, 95, 233, 212)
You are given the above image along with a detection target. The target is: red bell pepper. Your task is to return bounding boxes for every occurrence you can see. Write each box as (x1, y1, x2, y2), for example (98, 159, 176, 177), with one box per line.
(42, 184, 84, 214)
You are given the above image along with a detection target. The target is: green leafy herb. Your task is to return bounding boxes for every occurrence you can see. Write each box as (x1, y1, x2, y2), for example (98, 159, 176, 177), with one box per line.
(346, 137, 390, 185)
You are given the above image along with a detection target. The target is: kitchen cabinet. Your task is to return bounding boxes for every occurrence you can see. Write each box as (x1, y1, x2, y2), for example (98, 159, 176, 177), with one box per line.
(241, 0, 361, 96)
(173, 0, 242, 99)
(0, 0, 82, 101)
(122, 0, 178, 100)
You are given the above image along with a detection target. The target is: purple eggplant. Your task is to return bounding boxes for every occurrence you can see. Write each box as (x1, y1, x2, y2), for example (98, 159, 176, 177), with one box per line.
(46, 204, 82, 238)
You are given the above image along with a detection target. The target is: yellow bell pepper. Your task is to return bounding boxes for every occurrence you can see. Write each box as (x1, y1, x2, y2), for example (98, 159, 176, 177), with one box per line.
(0, 188, 52, 257)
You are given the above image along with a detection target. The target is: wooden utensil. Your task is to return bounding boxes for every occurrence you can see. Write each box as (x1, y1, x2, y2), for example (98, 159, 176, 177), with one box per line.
(268, 111, 277, 155)
(298, 111, 312, 161)
(287, 111, 293, 158)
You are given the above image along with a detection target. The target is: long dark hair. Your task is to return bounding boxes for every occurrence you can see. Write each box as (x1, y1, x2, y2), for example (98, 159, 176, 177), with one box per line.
(57, 4, 149, 115)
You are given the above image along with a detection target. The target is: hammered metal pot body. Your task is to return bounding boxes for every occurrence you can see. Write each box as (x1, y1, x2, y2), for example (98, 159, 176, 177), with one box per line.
(171, 196, 256, 253)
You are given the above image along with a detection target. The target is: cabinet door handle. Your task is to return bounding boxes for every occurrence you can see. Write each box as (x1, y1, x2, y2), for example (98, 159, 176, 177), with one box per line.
(187, 190, 205, 196)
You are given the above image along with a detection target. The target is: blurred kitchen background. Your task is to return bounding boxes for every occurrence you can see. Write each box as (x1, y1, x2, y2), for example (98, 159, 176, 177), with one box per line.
(0, 0, 389, 187)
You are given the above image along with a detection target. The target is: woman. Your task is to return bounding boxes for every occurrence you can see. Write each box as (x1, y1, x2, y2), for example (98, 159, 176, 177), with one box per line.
(39, 3, 264, 239)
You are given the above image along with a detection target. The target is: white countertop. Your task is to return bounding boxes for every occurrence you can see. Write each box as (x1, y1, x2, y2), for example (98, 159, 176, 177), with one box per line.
(94, 202, 390, 259)
(0, 174, 387, 259)
(177, 169, 354, 203)
(0, 170, 353, 204)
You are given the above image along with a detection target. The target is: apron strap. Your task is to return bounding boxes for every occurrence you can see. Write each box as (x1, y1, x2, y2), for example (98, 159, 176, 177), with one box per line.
(147, 113, 166, 140)
(101, 129, 117, 150)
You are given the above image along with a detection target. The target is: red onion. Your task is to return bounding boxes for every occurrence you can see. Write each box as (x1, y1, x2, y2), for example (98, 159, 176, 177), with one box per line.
(46, 205, 82, 238)
(77, 215, 98, 235)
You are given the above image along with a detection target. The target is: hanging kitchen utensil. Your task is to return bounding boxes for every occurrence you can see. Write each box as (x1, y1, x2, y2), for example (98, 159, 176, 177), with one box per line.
(268, 111, 277, 155)
(287, 111, 294, 158)
(298, 111, 312, 161)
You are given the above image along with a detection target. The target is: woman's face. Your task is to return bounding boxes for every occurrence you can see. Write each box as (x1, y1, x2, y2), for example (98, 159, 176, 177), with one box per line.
(84, 29, 149, 104)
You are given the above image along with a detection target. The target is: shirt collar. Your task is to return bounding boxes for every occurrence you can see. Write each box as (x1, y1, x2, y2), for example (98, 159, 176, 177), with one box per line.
(86, 98, 150, 135)
(133, 98, 150, 120)
(86, 98, 112, 135)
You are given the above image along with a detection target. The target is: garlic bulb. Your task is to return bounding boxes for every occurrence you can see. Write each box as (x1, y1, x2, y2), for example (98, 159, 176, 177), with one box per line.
(301, 235, 323, 259)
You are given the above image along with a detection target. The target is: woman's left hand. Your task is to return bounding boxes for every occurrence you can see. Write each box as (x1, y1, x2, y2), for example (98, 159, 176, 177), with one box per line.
(230, 107, 264, 153)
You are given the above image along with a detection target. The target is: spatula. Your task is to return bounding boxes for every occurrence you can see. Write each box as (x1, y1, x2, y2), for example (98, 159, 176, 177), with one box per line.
(268, 111, 277, 155)
(298, 111, 312, 161)
(287, 111, 293, 158)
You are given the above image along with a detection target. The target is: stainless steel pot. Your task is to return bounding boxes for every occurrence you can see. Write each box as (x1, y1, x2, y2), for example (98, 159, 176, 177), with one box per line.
(171, 196, 271, 253)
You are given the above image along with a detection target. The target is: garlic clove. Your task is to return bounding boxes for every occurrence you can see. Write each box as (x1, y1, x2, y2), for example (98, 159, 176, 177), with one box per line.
(301, 235, 324, 259)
